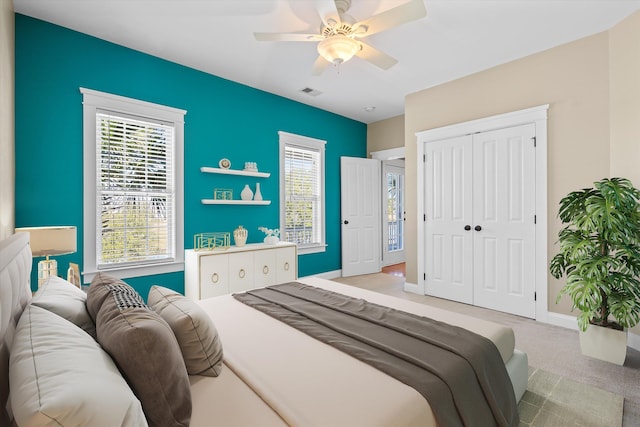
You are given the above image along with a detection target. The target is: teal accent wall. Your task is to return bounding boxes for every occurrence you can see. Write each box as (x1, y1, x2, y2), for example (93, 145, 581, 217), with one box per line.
(15, 14, 366, 295)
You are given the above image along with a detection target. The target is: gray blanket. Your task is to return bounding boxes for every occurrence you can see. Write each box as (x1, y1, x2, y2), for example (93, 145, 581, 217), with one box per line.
(234, 282, 519, 427)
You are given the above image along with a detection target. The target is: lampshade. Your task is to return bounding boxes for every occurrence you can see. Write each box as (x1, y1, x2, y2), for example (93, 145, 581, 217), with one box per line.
(15, 226, 77, 257)
(317, 35, 360, 65)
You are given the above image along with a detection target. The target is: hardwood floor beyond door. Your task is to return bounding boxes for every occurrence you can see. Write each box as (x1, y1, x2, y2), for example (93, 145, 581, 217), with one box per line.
(381, 263, 405, 278)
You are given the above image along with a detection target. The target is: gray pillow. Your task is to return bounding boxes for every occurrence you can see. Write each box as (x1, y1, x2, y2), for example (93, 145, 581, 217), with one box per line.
(148, 285, 223, 376)
(87, 273, 191, 427)
(31, 275, 96, 337)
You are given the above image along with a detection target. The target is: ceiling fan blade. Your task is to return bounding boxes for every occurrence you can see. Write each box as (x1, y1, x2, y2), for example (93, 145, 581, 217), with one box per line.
(311, 55, 331, 76)
(254, 32, 324, 42)
(353, 0, 426, 37)
(314, 0, 341, 27)
(355, 42, 398, 70)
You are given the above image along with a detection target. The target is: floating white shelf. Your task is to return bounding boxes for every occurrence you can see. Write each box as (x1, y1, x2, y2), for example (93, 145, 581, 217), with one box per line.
(201, 199, 271, 205)
(201, 166, 270, 178)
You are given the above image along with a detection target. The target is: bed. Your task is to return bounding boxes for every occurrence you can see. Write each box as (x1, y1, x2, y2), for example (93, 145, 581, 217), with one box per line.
(1, 232, 528, 426)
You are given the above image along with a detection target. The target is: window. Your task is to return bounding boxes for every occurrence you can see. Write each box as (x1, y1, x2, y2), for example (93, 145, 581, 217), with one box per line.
(279, 131, 326, 255)
(82, 88, 185, 282)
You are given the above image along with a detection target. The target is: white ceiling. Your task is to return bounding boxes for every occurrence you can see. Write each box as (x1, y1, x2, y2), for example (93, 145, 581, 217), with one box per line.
(13, 0, 640, 123)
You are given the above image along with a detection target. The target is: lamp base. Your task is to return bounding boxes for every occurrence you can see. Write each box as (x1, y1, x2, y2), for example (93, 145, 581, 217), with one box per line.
(38, 258, 57, 287)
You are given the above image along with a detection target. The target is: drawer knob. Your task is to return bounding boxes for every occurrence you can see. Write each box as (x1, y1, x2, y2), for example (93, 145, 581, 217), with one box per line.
(210, 273, 219, 284)
(284, 262, 290, 271)
(263, 265, 269, 275)
(239, 269, 246, 279)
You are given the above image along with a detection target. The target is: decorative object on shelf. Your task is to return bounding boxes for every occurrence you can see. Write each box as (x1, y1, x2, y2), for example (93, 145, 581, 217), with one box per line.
(218, 158, 231, 169)
(254, 183, 263, 201)
(244, 162, 258, 172)
(194, 232, 231, 251)
(258, 226, 280, 245)
(233, 226, 248, 247)
(213, 188, 233, 200)
(15, 226, 77, 287)
(240, 184, 254, 201)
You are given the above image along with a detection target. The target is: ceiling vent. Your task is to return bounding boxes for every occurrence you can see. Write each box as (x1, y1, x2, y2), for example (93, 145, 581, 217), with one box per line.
(300, 87, 323, 97)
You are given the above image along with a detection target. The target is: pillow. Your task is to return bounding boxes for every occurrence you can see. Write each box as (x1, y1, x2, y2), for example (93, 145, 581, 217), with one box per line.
(31, 275, 96, 337)
(9, 304, 148, 427)
(87, 273, 191, 427)
(148, 285, 223, 376)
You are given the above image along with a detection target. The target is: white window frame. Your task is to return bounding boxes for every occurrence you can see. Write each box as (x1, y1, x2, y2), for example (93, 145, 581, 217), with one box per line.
(81, 88, 185, 283)
(279, 131, 326, 255)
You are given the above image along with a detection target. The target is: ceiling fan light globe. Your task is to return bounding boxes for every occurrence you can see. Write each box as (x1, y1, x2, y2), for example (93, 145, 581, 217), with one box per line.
(317, 35, 360, 65)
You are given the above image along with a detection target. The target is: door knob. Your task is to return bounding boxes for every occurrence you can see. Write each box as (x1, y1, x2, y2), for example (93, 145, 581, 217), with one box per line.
(464, 225, 471, 231)
(343, 220, 349, 224)
(474, 225, 482, 231)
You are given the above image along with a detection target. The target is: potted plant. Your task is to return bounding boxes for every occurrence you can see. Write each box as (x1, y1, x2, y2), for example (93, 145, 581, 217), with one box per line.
(550, 177, 640, 364)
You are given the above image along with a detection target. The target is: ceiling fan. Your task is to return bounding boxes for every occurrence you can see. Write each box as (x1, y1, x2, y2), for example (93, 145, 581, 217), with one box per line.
(254, 0, 427, 75)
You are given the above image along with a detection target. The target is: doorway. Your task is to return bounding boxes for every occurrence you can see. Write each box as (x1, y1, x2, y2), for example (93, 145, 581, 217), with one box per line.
(382, 160, 405, 266)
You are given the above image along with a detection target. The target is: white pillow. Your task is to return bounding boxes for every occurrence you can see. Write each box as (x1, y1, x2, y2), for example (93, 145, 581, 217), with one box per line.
(9, 304, 148, 427)
(31, 276, 96, 337)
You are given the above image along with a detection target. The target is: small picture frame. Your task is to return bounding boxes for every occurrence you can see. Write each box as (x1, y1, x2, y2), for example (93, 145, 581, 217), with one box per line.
(214, 188, 233, 200)
(67, 262, 81, 288)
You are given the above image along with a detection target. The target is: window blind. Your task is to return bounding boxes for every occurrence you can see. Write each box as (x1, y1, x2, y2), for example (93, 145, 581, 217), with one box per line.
(283, 145, 322, 246)
(96, 111, 175, 268)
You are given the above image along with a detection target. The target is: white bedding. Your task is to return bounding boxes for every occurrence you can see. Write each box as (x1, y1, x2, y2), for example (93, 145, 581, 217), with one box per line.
(193, 276, 521, 427)
(1, 233, 525, 427)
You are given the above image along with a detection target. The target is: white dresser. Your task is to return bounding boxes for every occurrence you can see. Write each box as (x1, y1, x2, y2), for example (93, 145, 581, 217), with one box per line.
(185, 242, 297, 300)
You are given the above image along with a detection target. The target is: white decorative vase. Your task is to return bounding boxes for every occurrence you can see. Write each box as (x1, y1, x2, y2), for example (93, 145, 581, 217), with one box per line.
(240, 184, 253, 201)
(579, 325, 627, 365)
(254, 183, 263, 201)
(264, 235, 279, 245)
(233, 226, 248, 247)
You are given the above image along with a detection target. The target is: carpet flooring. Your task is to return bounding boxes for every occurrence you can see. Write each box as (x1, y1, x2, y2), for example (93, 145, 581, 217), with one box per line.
(519, 367, 623, 426)
(332, 272, 639, 426)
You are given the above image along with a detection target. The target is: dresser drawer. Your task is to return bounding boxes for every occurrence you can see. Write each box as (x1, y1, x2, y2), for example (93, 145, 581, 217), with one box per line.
(199, 254, 229, 298)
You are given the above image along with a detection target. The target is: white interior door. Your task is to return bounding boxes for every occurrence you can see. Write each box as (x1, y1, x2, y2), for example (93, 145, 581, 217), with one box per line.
(472, 124, 536, 318)
(424, 124, 536, 318)
(341, 157, 381, 277)
(425, 135, 474, 304)
(382, 160, 405, 266)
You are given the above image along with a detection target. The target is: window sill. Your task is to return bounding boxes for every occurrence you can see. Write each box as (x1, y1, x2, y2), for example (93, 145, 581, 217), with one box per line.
(296, 244, 327, 255)
(82, 260, 184, 284)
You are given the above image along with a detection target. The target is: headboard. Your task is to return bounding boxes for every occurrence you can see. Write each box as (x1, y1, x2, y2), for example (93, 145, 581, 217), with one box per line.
(0, 233, 33, 425)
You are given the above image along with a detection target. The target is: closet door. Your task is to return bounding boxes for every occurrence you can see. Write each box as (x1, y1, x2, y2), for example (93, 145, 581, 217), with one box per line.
(472, 124, 536, 318)
(424, 135, 474, 304)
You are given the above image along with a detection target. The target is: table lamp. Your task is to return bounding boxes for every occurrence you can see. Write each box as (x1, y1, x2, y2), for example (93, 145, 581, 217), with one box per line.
(15, 226, 77, 286)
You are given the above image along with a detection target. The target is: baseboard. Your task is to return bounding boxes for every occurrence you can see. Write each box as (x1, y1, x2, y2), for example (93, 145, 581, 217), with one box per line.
(304, 269, 342, 280)
(546, 312, 640, 352)
(403, 281, 420, 293)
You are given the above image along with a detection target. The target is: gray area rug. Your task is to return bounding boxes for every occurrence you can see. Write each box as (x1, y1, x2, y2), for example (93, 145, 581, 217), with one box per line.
(518, 367, 624, 426)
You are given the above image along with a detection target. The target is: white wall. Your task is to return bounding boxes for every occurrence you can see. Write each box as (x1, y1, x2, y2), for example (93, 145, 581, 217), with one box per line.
(0, 0, 15, 240)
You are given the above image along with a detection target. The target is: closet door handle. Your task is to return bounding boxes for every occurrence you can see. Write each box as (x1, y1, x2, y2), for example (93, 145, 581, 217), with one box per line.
(474, 225, 482, 231)
(284, 262, 290, 271)
(464, 225, 471, 231)
(263, 265, 269, 275)
(210, 273, 219, 284)
(239, 269, 246, 279)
